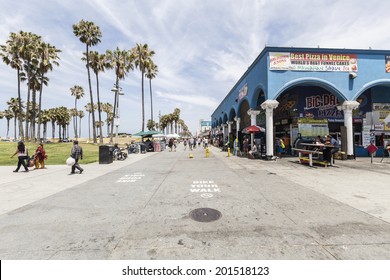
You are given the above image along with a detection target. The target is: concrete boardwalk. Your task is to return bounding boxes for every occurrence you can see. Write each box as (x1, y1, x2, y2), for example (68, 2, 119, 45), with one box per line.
(0, 146, 390, 259)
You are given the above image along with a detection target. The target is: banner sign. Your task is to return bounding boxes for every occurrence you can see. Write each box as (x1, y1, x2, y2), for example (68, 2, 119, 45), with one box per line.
(270, 52, 358, 72)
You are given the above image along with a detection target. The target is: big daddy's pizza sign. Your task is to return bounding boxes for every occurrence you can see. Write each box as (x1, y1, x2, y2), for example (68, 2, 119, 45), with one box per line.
(269, 52, 358, 72)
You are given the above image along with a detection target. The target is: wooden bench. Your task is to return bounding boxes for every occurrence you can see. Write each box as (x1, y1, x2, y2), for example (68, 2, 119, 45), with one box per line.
(292, 148, 330, 167)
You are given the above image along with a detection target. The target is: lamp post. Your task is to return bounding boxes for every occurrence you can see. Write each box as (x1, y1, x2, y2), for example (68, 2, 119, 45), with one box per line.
(111, 84, 124, 144)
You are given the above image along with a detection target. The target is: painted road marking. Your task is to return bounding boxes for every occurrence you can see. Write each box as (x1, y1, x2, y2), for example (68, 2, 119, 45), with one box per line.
(116, 173, 145, 183)
(190, 180, 221, 198)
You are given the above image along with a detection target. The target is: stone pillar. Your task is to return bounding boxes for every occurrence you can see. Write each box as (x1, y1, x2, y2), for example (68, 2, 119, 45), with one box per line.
(338, 101, 360, 158)
(261, 100, 279, 158)
(247, 109, 261, 146)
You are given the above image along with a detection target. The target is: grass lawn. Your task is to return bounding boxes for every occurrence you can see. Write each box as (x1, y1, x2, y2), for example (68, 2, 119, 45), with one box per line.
(0, 142, 99, 166)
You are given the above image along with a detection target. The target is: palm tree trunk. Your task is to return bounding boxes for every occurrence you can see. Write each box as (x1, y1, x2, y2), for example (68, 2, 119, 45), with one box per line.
(141, 70, 145, 131)
(25, 63, 31, 141)
(149, 78, 153, 122)
(79, 118, 82, 139)
(14, 117, 17, 140)
(74, 99, 78, 139)
(88, 113, 91, 142)
(17, 70, 24, 141)
(37, 70, 44, 142)
(86, 44, 97, 143)
(52, 122, 55, 140)
(95, 73, 103, 143)
(32, 89, 37, 142)
(43, 123, 47, 140)
(7, 119, 10, 137)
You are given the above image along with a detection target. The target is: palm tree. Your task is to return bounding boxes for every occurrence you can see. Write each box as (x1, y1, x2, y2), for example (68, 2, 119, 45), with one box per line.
(40, 109, 51, 141)
(19, 31, 41, 141)
(78, 110, 85, 139)
(147, 119, 156, 131)
(101, 102, 113, 137)
(7, 97, 24, 140)
(48, 108, 57, 140)
(172, 108, 181, 133)
(36, 41, 61, 142)
(132, 43, 155, 132)
(70, 85, 84, 139)
(106, 47, 134, 143)
(84, 102, 96, 142)
(85, 51, 108, 143)
(145, 61, 158, 122)
(1, 32, 25, 140)
(73, 19, 102, 144)
(3, 109, 14, 138)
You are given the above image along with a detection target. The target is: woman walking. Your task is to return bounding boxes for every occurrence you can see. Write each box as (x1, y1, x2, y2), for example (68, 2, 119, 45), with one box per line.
(11, 141, 29, 172)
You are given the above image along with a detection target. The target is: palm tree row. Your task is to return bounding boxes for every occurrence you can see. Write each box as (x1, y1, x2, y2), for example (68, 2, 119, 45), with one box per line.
(73, 20, 158, 144)
(158, 108, 190, 136)
(0, 31, 61, 142)
(2, 20, 160, 143)
(0, 99, 114, 141)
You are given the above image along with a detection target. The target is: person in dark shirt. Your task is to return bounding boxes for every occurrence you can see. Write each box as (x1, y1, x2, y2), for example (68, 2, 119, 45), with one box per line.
(70, 140, 84, 174)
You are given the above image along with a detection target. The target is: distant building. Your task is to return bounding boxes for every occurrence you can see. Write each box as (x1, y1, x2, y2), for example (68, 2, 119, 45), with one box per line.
(199, 119, 211, 136)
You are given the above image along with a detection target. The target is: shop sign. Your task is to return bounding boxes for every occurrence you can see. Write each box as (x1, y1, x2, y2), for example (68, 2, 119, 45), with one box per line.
(270, 52, 358, 72)
(238, 84, 248, 100)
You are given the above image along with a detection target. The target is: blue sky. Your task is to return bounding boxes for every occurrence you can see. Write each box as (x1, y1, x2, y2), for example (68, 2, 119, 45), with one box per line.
(1, 0, 390, 137)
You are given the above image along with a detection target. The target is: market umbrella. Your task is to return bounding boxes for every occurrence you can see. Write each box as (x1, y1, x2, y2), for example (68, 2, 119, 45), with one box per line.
(166, 133, 181, 138)
(242, 125, 266, 133)
(133, 130, 161, 138)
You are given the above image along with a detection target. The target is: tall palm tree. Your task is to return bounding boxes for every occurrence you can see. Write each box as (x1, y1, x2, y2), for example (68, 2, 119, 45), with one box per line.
(7, 97, 24, 140)
(147, 119, 156, 131)
(106, 47, 134, 143)
(132, 43, 155, 132)
(40, 109, 51, 141)
(101, 102, 113, 137)
(78, 110, 85, 139)
(36, 42, 61, 142)
(19, 31, 41, 141)
(84, 102, 96, 142)
(4, 109, 14, 138)
(70, 85, 84, 139)
(145, 61, 158, 123)
(85, 51, 108, 143)
(48, 108, 57, 140)
(1, 32, 25, 140)
(172, 108, 181, 134)
(73, 19, 102, 144)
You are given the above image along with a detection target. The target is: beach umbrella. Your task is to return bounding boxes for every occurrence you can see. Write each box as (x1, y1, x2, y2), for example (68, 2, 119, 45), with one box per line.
(242, 125, 265, 133)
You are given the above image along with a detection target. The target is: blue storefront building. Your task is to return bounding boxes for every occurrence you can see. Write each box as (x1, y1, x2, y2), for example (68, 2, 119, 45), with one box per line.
(211, 46, 390, 158)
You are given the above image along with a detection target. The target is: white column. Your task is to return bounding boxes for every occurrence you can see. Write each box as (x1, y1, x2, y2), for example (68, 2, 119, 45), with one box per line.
(234, 117, 241, 141)
(222, 124, 227, 141)
(261, 100, 279, 158)
(247, 109, 260, 146)
(227, 121, 233, 134)
(338, 101, 360, 157)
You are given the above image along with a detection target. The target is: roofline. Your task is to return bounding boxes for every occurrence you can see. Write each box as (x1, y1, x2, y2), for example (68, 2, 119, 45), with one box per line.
(211, 46, 390, 117)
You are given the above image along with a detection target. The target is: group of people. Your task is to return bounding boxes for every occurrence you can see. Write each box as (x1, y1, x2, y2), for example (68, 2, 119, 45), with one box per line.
(11, 140, 84, 174)
(11, 142, 47, 172)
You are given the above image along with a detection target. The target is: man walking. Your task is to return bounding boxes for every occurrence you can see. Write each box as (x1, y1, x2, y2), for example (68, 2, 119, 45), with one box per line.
(70, 140, 84, 174)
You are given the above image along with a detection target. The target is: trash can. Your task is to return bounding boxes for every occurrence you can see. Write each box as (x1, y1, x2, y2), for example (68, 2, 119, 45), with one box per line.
(139, 143, 147, 154)
(99, 145, 113, 164)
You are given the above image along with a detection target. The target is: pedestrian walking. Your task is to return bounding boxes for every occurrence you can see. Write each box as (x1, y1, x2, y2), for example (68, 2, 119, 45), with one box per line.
(183, 139, 188, 150)
(70, 140, 84, 174)
(11, 141, 29, 172)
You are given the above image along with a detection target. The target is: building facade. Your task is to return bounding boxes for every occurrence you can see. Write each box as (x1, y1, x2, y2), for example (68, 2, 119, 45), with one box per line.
(211, 47, 390, 157)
